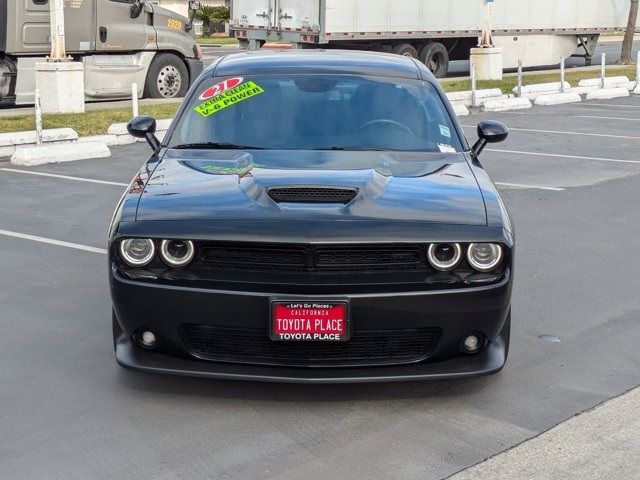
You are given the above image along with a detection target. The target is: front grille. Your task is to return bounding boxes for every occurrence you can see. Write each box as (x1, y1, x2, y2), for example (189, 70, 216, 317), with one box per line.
(199, 243, 427, 272)
(180, 324, 442, 367)
(201, 245, 307, 269)
(267, 186, 358, 204)
(315, 247, 422, 267)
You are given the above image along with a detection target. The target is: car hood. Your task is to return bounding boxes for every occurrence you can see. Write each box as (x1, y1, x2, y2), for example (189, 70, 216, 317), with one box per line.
(135, 150, 486, 226)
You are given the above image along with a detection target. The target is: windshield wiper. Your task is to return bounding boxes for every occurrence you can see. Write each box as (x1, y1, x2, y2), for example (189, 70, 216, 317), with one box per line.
(310, 146, 390, 151)
(171, 142, 264, 150)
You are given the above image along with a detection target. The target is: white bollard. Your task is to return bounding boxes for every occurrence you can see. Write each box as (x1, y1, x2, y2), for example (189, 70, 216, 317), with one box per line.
(131, 83, 139, 118)
(471, 64, 477, 108)
(601, 53, 606, 89)
(517, 60, 523, 98)
(34, 89, 43, 147)
(560, 58, 565, 93)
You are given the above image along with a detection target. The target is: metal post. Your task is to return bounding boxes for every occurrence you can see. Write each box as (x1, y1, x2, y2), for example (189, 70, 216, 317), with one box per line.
(601, 53, 606, 89)
(560, 58, 565, 93)
(471, 64, 477, 108)
(517, 60, 523, 97)
(34, 89, 43, 146)
(636, 51, 640, 90)
(131, 83, 139, 117)
(49, 0, 66, 60)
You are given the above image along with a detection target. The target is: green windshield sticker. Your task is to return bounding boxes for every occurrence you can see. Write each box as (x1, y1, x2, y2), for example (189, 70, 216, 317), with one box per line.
(194, 81, 265, 117)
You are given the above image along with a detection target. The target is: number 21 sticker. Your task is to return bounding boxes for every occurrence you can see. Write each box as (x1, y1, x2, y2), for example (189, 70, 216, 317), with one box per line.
(199, 77, 244, 101)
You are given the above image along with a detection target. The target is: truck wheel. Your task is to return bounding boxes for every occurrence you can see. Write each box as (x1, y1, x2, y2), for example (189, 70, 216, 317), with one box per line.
(419, 42, 449, 78)
(392, 43, 419, 59)
(144, 53, 189, 99)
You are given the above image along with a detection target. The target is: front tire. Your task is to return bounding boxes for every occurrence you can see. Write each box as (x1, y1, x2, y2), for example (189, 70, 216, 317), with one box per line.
(144, 53, 189, 99)
(419, 42, 449, 78)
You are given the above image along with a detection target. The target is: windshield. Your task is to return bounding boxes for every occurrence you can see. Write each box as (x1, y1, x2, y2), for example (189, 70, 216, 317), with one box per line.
(168, 74, 462, 152)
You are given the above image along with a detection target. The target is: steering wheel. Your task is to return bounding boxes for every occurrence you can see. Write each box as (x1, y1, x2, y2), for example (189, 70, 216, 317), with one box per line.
(358, 119, 414, 136)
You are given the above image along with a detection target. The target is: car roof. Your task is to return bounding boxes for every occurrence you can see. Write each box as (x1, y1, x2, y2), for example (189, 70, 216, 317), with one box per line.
(205, 49, 429, 80)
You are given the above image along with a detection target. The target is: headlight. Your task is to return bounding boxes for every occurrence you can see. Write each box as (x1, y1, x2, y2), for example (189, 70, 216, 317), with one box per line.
(119, 238, 155, 267)
(160, 239, 195, 267)
(427, 243, 462, 271)
(467, 243, 503, 272)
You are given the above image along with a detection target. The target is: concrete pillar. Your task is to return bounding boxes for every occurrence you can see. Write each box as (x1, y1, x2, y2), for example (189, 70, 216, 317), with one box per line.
(470, 47, 504, 81)
(35, 62, 85, 114)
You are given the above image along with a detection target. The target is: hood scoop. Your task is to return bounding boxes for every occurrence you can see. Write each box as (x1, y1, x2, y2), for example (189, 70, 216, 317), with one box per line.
(267, 186, 358, 204)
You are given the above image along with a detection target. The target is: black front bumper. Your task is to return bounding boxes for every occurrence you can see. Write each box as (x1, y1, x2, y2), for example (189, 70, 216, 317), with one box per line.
(111, 269, 512, 383)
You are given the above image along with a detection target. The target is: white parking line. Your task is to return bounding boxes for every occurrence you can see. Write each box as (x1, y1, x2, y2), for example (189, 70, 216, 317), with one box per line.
(495, 182, 565, 192)
(462, 125, 640, 140)
(575, 115, 640, 122)
(577, 103, 640, 109)
(0, 229, 107, 255)
(0, 168, 128, 187)
(486, 148, 640, 165)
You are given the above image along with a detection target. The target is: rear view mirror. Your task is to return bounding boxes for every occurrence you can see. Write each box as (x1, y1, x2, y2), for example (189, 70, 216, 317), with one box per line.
(128, 115, 161, 152)
(472, 121, 509, 157)
(189, 0, 202, 11)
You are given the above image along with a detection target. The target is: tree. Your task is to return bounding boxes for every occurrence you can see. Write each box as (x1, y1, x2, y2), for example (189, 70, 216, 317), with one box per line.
(195, 6, 230, 37)
(618, 0, 639, 64)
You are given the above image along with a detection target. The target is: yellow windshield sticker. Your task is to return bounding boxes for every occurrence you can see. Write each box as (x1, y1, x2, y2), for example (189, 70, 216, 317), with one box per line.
(194, 81, 265, 117)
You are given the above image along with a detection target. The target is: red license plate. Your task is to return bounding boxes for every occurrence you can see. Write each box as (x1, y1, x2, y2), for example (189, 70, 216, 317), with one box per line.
(270, 301, 350, 342)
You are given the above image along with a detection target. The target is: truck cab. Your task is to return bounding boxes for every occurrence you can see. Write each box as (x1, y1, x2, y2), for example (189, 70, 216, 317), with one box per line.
(0, 0, 203, 104)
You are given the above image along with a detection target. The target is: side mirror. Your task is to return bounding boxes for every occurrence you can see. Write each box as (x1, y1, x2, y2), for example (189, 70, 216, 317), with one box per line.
(186, 1, 202, 31)
(130, 0, 145, 19)
(472, 120, 509, 157)
(128, 115, 161, 151)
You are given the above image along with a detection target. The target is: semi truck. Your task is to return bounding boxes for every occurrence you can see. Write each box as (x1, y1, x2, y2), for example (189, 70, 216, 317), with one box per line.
(229, 0, 635, 77)
(0, 0, 204, 104)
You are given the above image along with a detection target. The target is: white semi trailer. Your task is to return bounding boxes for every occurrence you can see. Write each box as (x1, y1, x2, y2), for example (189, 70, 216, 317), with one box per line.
(229, 0, 635, 77)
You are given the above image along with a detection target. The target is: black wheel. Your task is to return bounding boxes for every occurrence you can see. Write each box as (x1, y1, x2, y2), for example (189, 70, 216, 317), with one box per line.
(419, 42, 449, 78)
(392, 43, 419, 59)
(238, 38, 250, 50)
(144, 53, 189, 99)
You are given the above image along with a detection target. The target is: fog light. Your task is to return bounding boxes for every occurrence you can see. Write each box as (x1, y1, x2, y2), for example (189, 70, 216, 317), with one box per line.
(140, 330, 157, 348)
(463, 334, 480, 353)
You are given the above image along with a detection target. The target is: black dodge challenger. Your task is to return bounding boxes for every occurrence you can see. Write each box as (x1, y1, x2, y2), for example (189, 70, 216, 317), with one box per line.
(110, 50, 513, 383)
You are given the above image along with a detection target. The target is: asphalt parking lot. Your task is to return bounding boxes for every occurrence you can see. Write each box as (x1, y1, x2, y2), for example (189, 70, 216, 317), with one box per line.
(1, 96, 640, 479)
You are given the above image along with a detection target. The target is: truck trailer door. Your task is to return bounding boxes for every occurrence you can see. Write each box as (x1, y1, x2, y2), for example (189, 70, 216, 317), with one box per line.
(96, 0, 152, 51)
(275, 0, 320, 31)
(233, 0, 276, 30)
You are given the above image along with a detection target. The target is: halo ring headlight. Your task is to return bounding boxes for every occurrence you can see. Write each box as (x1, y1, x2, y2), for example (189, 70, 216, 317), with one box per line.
(160, 239, 195, 267)
(119, 238, 155, 267)
(467, 243, 504, 272)
(427, 243, 463, 271)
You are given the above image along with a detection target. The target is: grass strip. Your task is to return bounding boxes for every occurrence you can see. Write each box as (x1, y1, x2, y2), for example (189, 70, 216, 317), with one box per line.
(440, 65, 637, 93)
(0, 65, 636, 136)
(0, 103, 180, 136)
(196, 36, 239, 45)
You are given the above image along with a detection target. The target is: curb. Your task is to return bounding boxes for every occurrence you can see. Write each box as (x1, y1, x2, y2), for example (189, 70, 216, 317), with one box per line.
(483, 97, 532, 112)
(534, 92, 582, 106)
(0, 128, 78, 158)
(10, 141, 111, 166)
(586, 87, 630, 100)
(578, 76, 630, 89)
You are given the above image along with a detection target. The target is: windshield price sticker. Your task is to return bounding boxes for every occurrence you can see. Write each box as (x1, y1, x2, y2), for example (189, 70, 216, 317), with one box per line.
(194, 80, 265, 117)
(199, 77, 244, 101)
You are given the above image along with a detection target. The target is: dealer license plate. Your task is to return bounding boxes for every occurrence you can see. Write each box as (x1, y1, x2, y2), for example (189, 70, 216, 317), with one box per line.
(270, 301, 350, 342)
